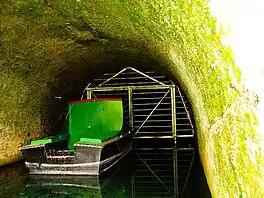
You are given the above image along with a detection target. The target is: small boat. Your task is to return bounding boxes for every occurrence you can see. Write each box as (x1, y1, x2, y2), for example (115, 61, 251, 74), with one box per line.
(20, 98, 132, 176)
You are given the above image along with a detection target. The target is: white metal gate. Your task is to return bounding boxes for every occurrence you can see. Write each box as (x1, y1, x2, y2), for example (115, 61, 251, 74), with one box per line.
(84, 67, 194, 145)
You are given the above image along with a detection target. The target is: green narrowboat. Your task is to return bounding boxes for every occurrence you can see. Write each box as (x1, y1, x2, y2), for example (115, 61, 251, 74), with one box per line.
(20, 98, 132, 176)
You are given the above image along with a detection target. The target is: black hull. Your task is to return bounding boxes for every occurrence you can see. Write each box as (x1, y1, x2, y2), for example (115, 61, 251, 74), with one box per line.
(20, 133, 132, 176)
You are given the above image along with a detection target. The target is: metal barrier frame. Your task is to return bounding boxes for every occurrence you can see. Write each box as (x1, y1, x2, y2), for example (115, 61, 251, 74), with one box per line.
(86, 67, 177, 142)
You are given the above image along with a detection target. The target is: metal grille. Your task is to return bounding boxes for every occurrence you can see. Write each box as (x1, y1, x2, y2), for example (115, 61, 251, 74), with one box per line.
(85, 67, 194, 145)
(91, 69, 170, 87)
(176, 87, 194, 138)
(132, 89, 173, 138)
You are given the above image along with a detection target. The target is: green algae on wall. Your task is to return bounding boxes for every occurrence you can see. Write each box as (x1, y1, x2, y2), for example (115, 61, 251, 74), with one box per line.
(0, 0, 263, 197)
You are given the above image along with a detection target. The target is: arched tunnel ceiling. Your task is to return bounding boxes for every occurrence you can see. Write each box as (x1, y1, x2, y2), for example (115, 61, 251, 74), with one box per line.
(0, 0, 263, 197)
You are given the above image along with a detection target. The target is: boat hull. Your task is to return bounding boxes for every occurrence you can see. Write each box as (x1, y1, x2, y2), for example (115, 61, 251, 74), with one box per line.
(21, 133, 132, 176)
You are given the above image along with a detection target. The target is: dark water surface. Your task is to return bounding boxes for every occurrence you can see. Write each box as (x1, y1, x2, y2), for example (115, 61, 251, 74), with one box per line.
(0, 148, 211, 198)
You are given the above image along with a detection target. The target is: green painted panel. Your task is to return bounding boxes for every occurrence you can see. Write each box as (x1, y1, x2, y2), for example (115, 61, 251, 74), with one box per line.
(30, 139, 52, 145)
(68, 99, 123, 150)
(30, 133, 69, 146)
(79, 138, 102, 145)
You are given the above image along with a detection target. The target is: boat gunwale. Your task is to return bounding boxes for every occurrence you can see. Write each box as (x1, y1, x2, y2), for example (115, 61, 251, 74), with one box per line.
(20, 131, 131, 151)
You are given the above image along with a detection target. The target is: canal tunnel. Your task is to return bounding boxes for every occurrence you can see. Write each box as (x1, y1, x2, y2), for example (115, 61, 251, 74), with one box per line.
(1, 0, 263, 197)
(1, 64, 208, 198)
(56, 66, 205, 197)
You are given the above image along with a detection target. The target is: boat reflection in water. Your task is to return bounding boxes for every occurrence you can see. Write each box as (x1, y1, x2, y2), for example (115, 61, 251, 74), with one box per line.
(22, 161, 128, 198)
(23, 175, 126, 198)
(20, 148, 210, 198)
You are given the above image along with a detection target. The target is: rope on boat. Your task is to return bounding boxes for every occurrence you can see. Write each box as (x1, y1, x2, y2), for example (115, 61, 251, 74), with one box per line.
(58, 104, 73, 134)
(135, 152, 173, 195)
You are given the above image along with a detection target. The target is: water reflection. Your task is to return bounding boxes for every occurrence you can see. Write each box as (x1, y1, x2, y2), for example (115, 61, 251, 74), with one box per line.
(0, 148, 211, 198)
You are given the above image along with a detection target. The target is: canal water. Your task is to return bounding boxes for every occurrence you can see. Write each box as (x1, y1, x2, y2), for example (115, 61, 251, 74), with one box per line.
(0, 148, 211, 198)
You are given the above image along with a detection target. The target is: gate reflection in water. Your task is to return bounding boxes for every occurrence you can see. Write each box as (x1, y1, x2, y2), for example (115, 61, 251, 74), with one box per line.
(18, 148, 211, 198)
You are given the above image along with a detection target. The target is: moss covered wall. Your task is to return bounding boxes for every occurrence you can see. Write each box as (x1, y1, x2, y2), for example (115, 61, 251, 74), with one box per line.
(0, 0, 263, 197)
